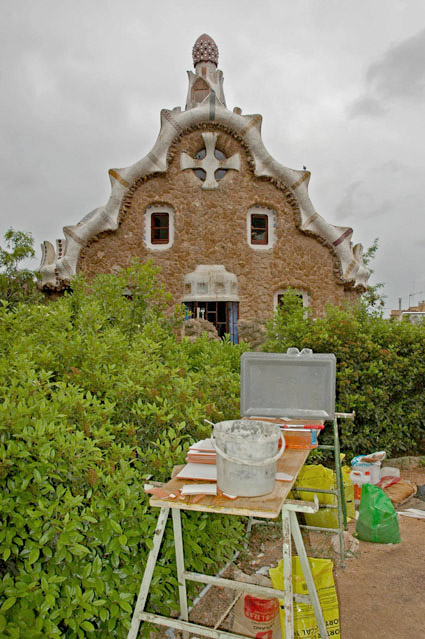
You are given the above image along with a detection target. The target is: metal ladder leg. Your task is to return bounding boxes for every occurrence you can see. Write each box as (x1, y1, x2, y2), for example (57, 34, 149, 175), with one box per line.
(281, 507, 294, 639)
(127, 506, 170, 639)
(171, 508, 189, 628)
(289, 509, 329, 639)
(332, 416, 346, 568)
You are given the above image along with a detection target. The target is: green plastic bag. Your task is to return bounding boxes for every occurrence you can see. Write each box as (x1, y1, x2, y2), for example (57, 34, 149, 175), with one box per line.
(355, 483, 401, 544)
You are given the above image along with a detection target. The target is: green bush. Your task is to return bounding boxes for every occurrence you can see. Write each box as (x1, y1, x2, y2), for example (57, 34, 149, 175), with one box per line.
(0, 262, 246, 638)
(4, 260, 423, 637)
(264, 290, 425, 458)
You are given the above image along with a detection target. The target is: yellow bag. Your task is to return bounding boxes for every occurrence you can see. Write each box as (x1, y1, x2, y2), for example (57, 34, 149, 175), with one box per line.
(293, 464, 355, 529)
(269, 557, 340, 638)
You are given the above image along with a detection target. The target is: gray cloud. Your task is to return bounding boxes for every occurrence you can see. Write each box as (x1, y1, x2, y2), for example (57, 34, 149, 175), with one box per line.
(349, 27, 425, 117)
(349, 96, 388, 118)
(333, 181, 378, 221)
(1, 0, 425, 318)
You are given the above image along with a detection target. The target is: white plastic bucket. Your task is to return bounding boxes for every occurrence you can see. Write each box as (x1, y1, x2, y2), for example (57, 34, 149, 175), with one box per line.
(351, 461, 381, 484)
(212, 420, 284, 497)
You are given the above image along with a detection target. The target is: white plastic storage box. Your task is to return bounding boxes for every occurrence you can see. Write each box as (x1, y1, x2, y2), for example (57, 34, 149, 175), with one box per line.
(240, 351, 336, 421)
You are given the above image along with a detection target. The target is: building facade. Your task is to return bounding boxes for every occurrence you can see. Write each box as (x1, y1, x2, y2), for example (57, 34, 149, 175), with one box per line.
(390, 299, 425, 323)
(39, 35, 370, 342)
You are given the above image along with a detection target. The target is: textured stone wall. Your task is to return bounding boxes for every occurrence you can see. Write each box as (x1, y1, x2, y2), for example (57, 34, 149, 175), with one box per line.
(78, 125, 361, 319)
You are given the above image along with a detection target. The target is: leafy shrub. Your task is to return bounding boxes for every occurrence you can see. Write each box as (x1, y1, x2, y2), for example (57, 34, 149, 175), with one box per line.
(264, 290, 425, 458)
(0, 262, 246, 638)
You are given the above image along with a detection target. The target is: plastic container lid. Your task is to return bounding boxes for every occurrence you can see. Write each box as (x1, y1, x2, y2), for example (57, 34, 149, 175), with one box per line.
(240, 352, 336, 420)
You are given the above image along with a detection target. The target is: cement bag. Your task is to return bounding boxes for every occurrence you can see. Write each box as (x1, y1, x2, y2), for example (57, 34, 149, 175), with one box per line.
(293, 464, 355, 529)
(228, 569, 281, 639)
(355, 483, 401, 544)
(377, 477, 417, 507)
(269, 557, 340, 639)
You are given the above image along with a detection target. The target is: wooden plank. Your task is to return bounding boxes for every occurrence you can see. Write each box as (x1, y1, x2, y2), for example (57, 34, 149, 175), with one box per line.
(149, 448, 310, 519)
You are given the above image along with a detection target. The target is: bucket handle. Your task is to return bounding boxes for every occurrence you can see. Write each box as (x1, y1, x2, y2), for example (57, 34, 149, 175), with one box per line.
(211, 432, 285, 467)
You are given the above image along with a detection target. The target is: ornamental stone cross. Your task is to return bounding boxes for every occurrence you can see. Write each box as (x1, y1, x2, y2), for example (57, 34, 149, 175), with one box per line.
(180, 132, 240, 190)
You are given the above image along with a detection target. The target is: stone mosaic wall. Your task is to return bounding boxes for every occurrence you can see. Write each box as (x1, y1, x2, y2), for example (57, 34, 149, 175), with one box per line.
(78, 126, 360, 320)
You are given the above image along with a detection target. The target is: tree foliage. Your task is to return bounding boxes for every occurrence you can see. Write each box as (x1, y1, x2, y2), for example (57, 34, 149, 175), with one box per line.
(0, 261, 246, 638)
(360, 238, 386, 310)
(0, 228, 43, 306)
(264, 289, 425, 457)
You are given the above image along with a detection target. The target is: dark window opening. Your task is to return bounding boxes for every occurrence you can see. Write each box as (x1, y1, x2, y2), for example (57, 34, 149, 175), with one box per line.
(185, 301, 239, 343)
(151, 212, 169, 244)
(195, 149, 206, 160)
(277, 292, 305, 307)
(193, 168, 206, 181)
(215, 168, 227, 181)
(251, 214, 268, 244)
(214, 149, 226, 160)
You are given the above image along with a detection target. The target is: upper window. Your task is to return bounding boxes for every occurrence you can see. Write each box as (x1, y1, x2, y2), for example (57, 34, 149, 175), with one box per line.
(151, 213, 169, 244)
(145, 205, 174, 250)
(247, 207, 276, 249)
(251, 214, 268, 245)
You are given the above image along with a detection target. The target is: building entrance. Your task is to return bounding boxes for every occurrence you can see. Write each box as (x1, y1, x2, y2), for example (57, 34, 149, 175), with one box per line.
(185, 301, 239, 343)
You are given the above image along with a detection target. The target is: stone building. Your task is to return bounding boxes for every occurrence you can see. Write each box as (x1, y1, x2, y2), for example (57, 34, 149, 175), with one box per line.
(390, 299, 425, 323)
(39, 34, 370, 342)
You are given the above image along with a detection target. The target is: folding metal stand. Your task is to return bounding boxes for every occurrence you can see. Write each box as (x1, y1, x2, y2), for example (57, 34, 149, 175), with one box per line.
(239, 352, 353, 567)
(127, 449, 330, 639)
(293, 412, 355, 568)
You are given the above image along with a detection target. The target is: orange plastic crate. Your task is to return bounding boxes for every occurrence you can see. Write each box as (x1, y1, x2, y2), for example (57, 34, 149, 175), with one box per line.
(283, 429, 318, 450)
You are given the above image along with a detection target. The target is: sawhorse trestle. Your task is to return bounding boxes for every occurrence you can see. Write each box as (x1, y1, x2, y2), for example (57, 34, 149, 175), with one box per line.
(128, 496, 329, 639)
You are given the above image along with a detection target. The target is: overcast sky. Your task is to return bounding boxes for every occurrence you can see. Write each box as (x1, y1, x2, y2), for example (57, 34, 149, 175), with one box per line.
(1, 0, 424, 314)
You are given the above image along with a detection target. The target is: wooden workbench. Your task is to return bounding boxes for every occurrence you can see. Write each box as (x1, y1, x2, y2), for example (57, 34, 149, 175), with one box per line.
(149, 448, 310, 518)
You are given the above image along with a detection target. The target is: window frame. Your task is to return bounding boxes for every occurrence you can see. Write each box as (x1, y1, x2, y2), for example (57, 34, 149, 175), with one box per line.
(274, 289, 311, 311)
(250, 213, 269, 245)
(151, 212, 169, 245)
(145, 204, 174, 250)
(246, 207, 276, 250)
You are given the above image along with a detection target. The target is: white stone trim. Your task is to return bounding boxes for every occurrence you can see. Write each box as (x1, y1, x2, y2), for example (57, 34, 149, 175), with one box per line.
(144, 204, 174, 250)
(39, 95, 370, 290)
(247, 207, 276, 250)
(183, 265, 239, 302)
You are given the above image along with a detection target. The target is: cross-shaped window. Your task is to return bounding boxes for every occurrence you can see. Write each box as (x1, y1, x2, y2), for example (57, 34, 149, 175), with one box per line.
(180, 132, 240, 190)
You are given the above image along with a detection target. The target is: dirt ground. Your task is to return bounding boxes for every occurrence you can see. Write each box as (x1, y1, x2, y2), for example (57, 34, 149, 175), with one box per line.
(189, 463, 425, 639)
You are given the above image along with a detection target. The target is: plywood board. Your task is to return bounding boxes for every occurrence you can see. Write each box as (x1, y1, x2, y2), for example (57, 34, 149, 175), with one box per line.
(149, 448, 310, 519)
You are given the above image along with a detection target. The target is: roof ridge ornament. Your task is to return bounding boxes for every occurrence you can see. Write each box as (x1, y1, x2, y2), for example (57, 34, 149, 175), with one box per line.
(192, 34, 219, 67)
(186, 34, 226, 109)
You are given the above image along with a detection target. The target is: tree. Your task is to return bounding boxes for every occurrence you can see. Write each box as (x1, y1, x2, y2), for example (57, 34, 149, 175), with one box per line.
(0, 228, 42, 305)
(361, 238, 386, 311)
